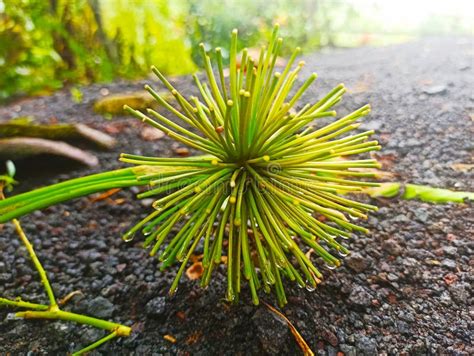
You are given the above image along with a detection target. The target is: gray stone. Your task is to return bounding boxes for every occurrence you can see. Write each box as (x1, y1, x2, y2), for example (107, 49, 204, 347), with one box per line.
(441, 259, 457, 270)
(0, 273, 12, 282)
(382, 239, 402, 256)
(356, 335, 378, 355)
(322, 329, 338, 347)
(414, 208, 429, 223)
(348, 285, 372, 308)
(252, 308, 289, 354)
(345, 253, 371, 273)
(423, 85, 447, 95)
(86, 296, 115, 319)
(145, 296, 167, 317)
(442, 246, 458, 257)
(449, 283, 469, 304)
(340, 344, 357, 356)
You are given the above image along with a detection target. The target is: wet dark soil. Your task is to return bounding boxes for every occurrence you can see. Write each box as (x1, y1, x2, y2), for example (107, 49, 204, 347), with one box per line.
(0, 37, 473, 355)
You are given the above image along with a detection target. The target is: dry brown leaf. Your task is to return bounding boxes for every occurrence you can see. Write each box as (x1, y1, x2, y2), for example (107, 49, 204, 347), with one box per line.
(450, 163, 474, 173)
(186, 331, 203, 345)
(175, 147, 190, 156)
(264, 302, 314, 356)
(90, 188, 121, 202)
(186, 262, 204, 280)
(443, 273, 458, 285)
(190, 254, 204, 263)
(164, 335, 177, 343)
(371, 152, 397, 170)
(58, 290, 83, 306)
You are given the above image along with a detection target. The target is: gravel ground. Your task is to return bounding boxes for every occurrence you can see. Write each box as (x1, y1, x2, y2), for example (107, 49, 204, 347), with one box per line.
(0, 36, 473, 355)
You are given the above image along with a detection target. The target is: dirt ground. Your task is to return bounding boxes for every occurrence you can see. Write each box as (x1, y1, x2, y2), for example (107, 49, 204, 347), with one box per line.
(0, 36, 473, 355)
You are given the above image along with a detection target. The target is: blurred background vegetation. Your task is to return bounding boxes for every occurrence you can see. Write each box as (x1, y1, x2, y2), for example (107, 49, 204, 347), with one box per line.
(1, 0, 472, 102)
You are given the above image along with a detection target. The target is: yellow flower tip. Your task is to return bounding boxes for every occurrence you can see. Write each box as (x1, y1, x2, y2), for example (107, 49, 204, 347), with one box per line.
(232, 29, 238, 35)
(171, 89, 178, 96)
(229, 196, 237, 204)
(274, 72, 281, 78)
(296, 46, 301, 52)
(239, 89, 245, 96)
(194, 187, 202, 193)
(179, 208, 188, 215)
(234, 219, 241, 226)
(263, 155, 270, 162)
(215, 47, 221, 52)
(149, 250, 156, 257)
(330, 110, 337, 116)
(144, 84, 151, 90)
(211, 159, 219, 165)
(227, 100, 234, 106)
(193, 108, 198, 113)
(116, 325, 132, 337)
(244, 91, 251, 97)
(292, 199, 300, 205)
(277, 37, 283, 43)
(199, 42, 205, 48)
(311, 72, 318, 78)
(298, 60, 306, 67)
(274, 23, 280, 29)
(335, 260, 341, 267)
(230, 181, 236, 188)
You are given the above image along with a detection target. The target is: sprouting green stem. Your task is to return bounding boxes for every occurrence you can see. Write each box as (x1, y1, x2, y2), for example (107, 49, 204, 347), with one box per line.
(0, 177, 144, 223)
(0, 187, 131, 354)
(0, 297, 49, 311)
(0, 168, 135, 210)
(12, 218, 56, 306)
(15, 309, 131, 336)
(72, 331, 118, 356)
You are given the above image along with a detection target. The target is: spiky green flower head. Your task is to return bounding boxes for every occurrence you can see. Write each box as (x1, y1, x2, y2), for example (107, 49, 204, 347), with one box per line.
(121, 25, 381, 306)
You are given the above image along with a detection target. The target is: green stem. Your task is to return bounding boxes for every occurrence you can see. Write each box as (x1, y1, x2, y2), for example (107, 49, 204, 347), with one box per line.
(15, 309, 131, 336)
(0, 297, 48, 311)
(72, 331, 118, 356)
(12, 219, 56, 306)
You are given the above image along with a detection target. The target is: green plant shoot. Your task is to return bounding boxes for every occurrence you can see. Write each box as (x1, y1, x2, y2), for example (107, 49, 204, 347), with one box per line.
(0, 25, 381, 306)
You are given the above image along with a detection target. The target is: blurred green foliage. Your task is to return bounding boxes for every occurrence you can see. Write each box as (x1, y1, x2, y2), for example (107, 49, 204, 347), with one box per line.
(1, 0, 472, 102)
